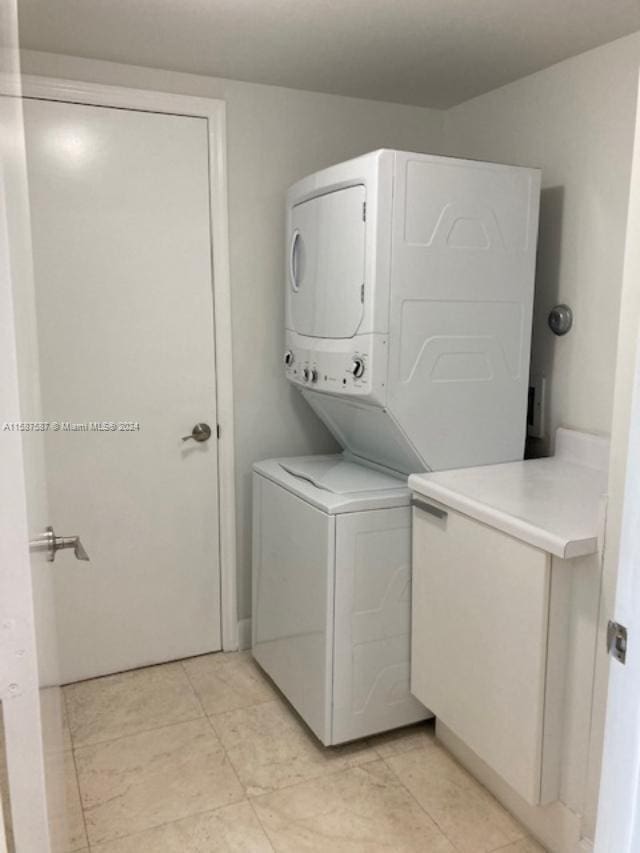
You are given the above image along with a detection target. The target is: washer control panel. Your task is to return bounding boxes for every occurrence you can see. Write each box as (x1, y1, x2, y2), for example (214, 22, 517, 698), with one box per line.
(284, 333, 386, 405)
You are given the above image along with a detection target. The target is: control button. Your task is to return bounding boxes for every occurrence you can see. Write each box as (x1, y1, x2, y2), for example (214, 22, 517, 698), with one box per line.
(284, 349, 294, 367)
(310, 368, 319, 383)
(350, 357, 365, 379)
(302, 367, 311, 382)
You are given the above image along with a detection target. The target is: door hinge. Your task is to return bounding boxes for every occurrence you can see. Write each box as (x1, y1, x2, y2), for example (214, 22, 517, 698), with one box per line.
(216, 424, 221, 439)
(607, 620, 628, 664)
(362, 202, 367, 222)
(360, 283, 365, 303)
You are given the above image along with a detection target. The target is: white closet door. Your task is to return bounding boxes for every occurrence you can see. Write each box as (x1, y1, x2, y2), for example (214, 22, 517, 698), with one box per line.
(24, 97, 221, 682)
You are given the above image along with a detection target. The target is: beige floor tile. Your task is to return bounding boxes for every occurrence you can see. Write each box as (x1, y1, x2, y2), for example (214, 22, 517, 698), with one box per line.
(182, 652, 277, 715)
(40, 748, 87, 853)
(62, 708, 73, 753)
(64, 662, 203, 747)
(386, 743, 526, 853)
(252, 759, 456, 852)
(492, 838, 547, 852)
(75, 718, 244, 845)
(210, 699, 378, 796)
(370, 720, 436, 758)
(90, 801, 274, 852)
(63, 751, 88, 852)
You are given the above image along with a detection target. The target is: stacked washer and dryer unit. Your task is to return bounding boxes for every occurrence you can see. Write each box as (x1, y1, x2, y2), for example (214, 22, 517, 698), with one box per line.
(252, 149, 541, 746)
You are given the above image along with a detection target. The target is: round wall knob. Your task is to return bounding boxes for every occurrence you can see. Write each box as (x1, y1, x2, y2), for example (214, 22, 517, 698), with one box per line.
(548, 304, 573, 336)
(350, 357, 365, 379)
(284, 350, 294, 366)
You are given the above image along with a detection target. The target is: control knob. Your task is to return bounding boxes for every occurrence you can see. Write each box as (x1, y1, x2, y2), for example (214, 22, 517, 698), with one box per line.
(284, 349, 294, 367)
(302, 367, 311, 382)
(350, 357, 365, 379)
(310, 368, 319, 383)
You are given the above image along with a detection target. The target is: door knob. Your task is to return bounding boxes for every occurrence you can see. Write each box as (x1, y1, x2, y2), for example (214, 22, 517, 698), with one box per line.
(29, 526, 90, 562)
(181, 422, 212, 443)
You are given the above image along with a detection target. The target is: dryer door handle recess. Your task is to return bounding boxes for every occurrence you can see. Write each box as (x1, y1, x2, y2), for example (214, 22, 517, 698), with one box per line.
(289, 229, 301, 292)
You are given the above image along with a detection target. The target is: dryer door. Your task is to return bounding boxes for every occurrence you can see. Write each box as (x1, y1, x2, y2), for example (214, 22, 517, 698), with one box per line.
(289, 185, 366, 338)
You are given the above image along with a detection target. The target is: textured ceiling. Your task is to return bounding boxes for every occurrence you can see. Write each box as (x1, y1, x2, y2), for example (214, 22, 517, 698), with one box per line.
(17, 0, 640, 108)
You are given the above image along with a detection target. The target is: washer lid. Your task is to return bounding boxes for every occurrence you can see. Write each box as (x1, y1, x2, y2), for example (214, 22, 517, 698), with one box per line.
(253, 455, 410, 514)
(279, 456, 403, 494)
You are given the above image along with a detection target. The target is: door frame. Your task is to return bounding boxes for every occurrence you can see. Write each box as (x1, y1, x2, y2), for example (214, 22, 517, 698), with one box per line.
(1, 74, 239, 651)
(591, 69, 640, 852)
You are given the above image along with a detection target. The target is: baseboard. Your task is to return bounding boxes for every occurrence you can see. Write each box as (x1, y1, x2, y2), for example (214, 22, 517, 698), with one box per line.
(436, 721, 582, 853)
(237, 617, 252, 651)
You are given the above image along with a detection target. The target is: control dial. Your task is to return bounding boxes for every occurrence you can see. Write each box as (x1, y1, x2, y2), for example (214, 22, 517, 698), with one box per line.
(302, 367, 311, 382)
(284, 349, 294, 367)
(310, 368, 319, 383)
(350, 357, 365, 380)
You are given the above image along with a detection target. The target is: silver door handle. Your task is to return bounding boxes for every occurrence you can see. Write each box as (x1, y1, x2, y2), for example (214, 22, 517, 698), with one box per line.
(29, 526, 90, 562)
(181, 422, 212, 442)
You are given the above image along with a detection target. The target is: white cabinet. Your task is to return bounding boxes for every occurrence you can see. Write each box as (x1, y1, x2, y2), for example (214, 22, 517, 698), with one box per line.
(411, 499, 566, 806)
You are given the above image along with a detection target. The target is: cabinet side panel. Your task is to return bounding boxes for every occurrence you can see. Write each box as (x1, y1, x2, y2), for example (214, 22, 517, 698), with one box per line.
(389, 154, 540, 470)
(333, 506, 429, 743)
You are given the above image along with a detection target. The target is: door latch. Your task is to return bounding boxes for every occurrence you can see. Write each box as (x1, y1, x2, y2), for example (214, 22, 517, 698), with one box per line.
(607, 620, 627, 665)
(29, 526, 90, 562)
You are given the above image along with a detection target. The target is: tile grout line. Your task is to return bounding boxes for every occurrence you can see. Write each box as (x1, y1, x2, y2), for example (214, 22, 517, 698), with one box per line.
(380, 744, 530, 852)
(67, 657, 211, 752)
(179, 658, 213, 720)
(379, 748, 466, 852)
(66, 654, 250, 849)
(233, 739, 389, 803)
(202, 711, 248, 798)
(180, 656, 257, 807)
(81, 798, 256, 851)
(70, 709, 207, 754)
(245, 796, 278, 853)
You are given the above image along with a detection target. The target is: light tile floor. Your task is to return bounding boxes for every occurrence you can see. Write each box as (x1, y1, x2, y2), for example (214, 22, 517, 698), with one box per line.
(11, 651, 549, 852)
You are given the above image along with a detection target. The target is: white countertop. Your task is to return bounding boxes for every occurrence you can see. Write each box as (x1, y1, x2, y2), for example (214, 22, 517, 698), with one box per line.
(409, 429, 609, 559)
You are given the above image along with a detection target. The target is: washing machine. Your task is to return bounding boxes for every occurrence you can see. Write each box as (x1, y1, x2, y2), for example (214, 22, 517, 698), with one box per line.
(253, 149, 541, 743)
(252, 454, 429, 745)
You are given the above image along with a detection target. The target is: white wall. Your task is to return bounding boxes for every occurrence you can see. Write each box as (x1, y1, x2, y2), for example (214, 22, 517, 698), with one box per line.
(443, 32, 640, 455)
(18, 49, 445, 620)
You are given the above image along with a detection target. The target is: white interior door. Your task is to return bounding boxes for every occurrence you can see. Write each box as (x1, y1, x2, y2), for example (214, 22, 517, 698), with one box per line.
(23, 97, 222, 683)
(0, 9, 68, 849)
